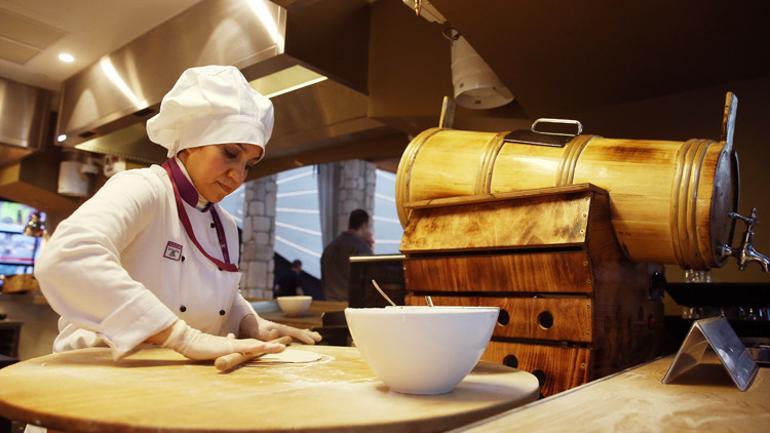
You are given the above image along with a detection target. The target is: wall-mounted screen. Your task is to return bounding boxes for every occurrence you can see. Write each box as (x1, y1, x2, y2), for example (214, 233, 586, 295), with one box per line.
(0, 201, 45, 275)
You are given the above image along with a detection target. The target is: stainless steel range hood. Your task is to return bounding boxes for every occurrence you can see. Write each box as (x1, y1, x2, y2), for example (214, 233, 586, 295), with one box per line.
(58, 0, 287, 146)
(0, 77, 52, 166)
(0, 77, 79, 215)
(58, 0, 386, 172)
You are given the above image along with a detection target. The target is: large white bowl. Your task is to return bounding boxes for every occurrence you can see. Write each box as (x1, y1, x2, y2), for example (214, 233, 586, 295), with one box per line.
(276, 296, 312, 317)
(345, 306, 499, 395)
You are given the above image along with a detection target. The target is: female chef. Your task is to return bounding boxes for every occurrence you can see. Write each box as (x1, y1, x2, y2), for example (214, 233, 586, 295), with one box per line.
(35, 65, 321, 361)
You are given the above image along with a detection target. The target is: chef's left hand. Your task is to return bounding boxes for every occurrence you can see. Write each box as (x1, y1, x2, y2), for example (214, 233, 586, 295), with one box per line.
(239, 314, 322, 345)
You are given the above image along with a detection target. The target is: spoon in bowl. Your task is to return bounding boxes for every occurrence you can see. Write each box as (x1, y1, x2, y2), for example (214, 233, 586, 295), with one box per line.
(372, 279, 434, 308)
(371, 279, 397, 307)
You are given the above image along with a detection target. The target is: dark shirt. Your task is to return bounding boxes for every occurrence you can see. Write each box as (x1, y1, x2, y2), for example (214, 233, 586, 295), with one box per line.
(320, 231, 373, 301)
(274, 270, 301, 297)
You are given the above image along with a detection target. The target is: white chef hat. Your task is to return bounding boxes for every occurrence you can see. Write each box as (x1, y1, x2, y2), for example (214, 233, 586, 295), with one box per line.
(147, 65, 274, 158)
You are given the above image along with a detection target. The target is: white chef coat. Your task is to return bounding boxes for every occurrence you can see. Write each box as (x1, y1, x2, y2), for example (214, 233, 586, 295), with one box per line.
(34, 159, 255, 359)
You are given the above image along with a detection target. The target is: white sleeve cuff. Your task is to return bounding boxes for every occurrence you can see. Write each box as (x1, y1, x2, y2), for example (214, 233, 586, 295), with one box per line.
(98, 292, 178, 360)
(227, 294, 257, 335)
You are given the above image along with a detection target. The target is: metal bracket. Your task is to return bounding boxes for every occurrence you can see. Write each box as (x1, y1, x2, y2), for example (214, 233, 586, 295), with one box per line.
(721, 91, 738, 154)
(720, 208, 770, 272)
(662, 317, 758, 391)
(531, 118, 583, 137)
(438, 96, 456, 129)
(503, 118, 583, 148)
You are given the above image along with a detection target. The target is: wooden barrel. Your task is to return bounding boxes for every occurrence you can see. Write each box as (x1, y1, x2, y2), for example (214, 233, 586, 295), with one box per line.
(395, 128, 739, 269)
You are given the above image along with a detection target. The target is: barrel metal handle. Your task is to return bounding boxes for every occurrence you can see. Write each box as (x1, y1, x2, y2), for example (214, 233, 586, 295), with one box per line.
(531, 118, 583, 137)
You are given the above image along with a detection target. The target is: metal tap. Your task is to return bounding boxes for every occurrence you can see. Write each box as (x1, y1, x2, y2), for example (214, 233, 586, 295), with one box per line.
(721, 208, 770, 272)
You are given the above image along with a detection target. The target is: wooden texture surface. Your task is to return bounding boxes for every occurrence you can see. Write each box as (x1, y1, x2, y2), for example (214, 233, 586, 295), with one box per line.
(482, 341, 590, 398)
(451, 354, 770, 433)
(405, 295, 593, 343)
(404, 250, 592, 293)
(0, 346, 539, 433)
(400, 188, 590, 253)
(400, 185, 663, 397)
(260, 311, 323, 329)
(395, 128, 738, 269)
(584, 191, 663, 378)
(1, 274, 39, 294)
(247, 301, 348, 329)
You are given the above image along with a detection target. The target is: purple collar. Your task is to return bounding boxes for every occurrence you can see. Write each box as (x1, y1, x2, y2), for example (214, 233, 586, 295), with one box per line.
(165, 158, 211, 212)
(162, 158, 235, 271)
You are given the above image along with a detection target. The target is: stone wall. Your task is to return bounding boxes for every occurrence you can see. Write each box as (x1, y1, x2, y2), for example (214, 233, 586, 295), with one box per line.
(239, 175, 277, 299)
(335, 160, 377, 235)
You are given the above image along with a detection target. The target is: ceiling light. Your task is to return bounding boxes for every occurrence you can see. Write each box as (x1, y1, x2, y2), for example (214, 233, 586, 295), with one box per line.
(58, 53, 75, 63)
(403, 1, 514, 110)
(450, 34, 514, 109)
(57, 134, 67, 143)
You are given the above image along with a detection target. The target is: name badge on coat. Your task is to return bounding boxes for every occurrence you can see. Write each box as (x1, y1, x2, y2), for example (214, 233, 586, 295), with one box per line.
(163, 241, 183, 261)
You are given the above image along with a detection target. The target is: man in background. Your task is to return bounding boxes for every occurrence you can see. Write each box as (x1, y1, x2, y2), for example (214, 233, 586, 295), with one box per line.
(274, 259, 303, 297)
(320, 209, 373, 301)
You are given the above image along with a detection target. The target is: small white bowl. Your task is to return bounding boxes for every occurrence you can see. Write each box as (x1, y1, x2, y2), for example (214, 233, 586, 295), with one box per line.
(276, 296, 312, 317)
(345, 306, 499, 395)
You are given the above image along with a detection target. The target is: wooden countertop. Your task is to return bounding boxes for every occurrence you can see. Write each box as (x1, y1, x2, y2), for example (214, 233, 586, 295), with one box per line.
(0, 346, 539, 433)
(258, 300, 348, 329)
(260, 310, 324, 329)
(450, 353, 770, 433)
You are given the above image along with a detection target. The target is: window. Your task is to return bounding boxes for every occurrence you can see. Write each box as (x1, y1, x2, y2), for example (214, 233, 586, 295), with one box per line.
(274, 167, 322, 278)
(219, 165, 404, 278)
(373, 169, 403, 254)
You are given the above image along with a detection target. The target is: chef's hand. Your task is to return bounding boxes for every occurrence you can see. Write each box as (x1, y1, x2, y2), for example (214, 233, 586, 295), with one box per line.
(154, 319, 286, 360)
(239, 314, 322, 345)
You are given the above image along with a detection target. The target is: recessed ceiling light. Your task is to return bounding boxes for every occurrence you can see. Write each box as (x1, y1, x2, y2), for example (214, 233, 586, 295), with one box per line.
(58, 53, 75, 63)
(57, 134, 67, 142)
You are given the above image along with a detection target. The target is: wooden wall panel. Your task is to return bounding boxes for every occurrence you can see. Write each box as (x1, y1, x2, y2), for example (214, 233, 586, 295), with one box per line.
(405, 295, 593, 343)
(484, 341, 591, 397)
(404, 251, 592, 293)
(401, 192, 590, 253)
(586, 192, 664, 377)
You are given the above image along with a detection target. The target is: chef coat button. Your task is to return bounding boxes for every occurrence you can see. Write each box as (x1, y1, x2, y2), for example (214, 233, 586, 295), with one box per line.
(181, 255, 185, 262)
(179, 305, 187, 313)
(219, 309, 226, 316)
(218, 267, 222, 271)
(210, 222, 216, 228)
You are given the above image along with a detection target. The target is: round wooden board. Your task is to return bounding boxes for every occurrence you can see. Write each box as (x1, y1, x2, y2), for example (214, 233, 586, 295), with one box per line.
(0, 346, 539, 433)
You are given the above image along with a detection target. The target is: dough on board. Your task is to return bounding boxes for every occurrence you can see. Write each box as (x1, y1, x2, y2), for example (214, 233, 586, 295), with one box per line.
(258, 349, 323, 363)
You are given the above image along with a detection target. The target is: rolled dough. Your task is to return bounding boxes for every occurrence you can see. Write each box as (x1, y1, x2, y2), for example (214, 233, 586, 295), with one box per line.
(258, 349, 323, 364)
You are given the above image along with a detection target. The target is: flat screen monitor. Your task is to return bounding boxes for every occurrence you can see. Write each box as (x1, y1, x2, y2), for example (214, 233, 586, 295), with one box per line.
(0, 200, 45, 275)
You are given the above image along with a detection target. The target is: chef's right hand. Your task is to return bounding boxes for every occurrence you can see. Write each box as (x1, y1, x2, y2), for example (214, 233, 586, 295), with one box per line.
(156, 320, 286, 361)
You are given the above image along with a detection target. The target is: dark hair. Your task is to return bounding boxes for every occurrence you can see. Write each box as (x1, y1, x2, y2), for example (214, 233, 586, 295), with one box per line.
(348, 209, 370, 230)
(291, 259, 302, 268)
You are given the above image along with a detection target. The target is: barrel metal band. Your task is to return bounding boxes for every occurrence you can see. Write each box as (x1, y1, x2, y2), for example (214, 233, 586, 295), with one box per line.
(396, 128, 443, 227)
(557, 135, 594, 186)
(687, 140, 713, 269)
(670, 139, 695, 268)
(671, 139, 712, 269)
(476, 131, 508, 195)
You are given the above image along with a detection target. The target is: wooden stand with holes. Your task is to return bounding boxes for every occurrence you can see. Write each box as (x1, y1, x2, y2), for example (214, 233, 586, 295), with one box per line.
(401, 184, 664, 397)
